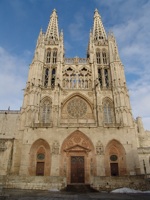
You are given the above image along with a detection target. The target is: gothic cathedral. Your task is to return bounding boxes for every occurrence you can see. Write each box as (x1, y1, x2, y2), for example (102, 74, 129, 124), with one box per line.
(0, 9, 150, 191)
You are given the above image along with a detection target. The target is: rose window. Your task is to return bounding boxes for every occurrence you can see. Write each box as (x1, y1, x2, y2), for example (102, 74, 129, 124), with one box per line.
(67, 97, 87, 118)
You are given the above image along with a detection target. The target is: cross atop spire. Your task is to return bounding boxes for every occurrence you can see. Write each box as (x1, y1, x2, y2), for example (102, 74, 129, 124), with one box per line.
(93, 9, 107, 41)
(46, 9, 59, 41)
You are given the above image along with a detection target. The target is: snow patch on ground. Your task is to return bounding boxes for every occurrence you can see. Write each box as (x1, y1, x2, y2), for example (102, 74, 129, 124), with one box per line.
(111, 187, 150, 193)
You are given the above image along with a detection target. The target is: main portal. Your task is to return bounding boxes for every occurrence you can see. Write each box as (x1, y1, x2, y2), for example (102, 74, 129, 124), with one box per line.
(71, 156, 84, 183)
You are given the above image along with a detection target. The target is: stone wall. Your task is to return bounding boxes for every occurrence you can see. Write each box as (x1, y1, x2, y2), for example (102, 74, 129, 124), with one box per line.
(0, 175, 66, 191)
(91, 175, 150, 191)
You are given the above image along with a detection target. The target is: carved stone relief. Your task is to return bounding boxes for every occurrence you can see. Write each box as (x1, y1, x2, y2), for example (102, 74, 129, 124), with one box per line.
(0, 139, 7, 151)
(52, 140, 59, 155)
(96, 140, 104, 155)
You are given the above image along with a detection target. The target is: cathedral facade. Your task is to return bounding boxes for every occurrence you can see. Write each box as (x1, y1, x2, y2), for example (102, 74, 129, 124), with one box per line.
(0, 9, 150, 190)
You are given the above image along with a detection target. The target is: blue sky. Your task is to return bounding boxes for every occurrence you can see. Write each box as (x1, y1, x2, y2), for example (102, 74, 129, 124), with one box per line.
(0, 0, 150, 130)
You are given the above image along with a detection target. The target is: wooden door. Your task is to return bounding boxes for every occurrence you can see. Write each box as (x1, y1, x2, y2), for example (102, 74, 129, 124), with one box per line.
(36, 162, 44, 176)
(71, 156, 84, 183)
(110, 163, 119, 176)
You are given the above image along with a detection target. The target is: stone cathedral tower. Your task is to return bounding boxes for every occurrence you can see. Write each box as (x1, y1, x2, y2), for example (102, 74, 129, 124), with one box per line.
(0, 9, 150, 191)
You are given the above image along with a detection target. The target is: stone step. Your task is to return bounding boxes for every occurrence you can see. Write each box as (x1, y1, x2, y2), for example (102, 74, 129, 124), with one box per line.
(62, 184, 98, 193)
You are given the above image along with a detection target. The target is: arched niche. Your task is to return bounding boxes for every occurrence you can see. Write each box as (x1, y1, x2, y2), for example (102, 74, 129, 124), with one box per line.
(104, 139, 127, 176)
(28, 139, 51, 176)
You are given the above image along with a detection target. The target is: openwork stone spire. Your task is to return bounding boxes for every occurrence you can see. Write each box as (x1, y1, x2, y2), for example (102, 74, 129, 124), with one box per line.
(46, 9, 59, 41)
(93, 9, 107, 41)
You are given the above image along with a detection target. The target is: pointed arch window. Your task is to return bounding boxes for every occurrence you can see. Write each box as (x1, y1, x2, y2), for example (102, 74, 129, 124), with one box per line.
(46, 50, 51, 63)
(102, 50, 107, 64)
(96, 51, 101, 64)
(98, 68, 102, 86)
(103, 100, 114, 124)
(44, 68, 49, 87)
(40, 99, 51, 123)
(51, 68, 56, 88)
(53, 50, 57, 63)
(104, 69, 109, 87)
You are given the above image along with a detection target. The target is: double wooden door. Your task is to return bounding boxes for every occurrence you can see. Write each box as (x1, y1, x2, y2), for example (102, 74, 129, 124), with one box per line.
(71, 156, 85, 183)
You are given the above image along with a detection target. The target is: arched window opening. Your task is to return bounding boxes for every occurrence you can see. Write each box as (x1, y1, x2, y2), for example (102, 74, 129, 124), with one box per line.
(53, 50, 57, 63)
(98, 68, 102, 86)
(96, 51, 101, 64)
(104, 69, 109, 87)
(41, 100, 51, 123)
(62, 67, 92, 89)
(44, 68, 49, 87)
(51, 68, 56, 88)
(103, 101, 114, 124)
(102, 51, 107, 64)
(46, 50, 51, 63)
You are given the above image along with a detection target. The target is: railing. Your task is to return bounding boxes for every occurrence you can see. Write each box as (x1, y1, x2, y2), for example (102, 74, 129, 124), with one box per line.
(64, 57, 89, 65)
(32, 122, 53, 128)
(103, 122, 123, 128)
(0, 110, 20, 114)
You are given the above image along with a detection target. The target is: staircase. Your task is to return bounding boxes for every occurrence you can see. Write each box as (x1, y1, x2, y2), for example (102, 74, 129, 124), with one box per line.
(63, 184, 98, 193)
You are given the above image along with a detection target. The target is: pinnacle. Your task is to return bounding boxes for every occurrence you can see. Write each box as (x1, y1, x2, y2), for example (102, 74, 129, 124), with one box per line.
(94, 8, 98, 13)
(93, 9, 107, 41)
(46, 9, 59, 41)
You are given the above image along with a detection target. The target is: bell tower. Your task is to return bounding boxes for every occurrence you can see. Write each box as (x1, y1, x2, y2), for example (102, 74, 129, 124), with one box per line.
(20, 9, 64, 128)
(87, 9, 134, 127)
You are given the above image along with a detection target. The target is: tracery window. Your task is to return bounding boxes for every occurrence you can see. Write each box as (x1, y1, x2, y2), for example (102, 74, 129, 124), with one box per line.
(103, 100, 114, 124)
(46, 50, 51, 63)
(44, 68, 49, 87)
(51, 68, 56, 88)
(104, 69, 109, 87)
(67, 97, 87, 118)
(62, 67, 92, 89)
(96, 51, 101, 64)
(102, 50, 107, 64)
(53, 50, 57, 63)
(40, 99, 51, 123)
(98, 68, 102, 86)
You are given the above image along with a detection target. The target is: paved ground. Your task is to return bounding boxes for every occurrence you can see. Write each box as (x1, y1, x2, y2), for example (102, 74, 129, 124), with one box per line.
(0, 189, 150, 200)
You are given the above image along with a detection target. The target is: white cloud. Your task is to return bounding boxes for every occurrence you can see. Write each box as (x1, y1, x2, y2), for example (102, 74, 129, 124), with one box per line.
(68, 11, 87, 41)
(0, 47, 29, 110)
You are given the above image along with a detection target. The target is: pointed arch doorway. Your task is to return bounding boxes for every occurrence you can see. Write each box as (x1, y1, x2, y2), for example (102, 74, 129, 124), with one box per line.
(60, 130, 96, 184)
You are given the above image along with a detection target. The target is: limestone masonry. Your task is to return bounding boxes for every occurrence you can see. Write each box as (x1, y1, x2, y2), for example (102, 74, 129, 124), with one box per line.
(0, 9, 150, 191)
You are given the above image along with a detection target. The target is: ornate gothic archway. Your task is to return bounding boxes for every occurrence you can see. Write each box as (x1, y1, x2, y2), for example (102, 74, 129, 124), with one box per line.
(104, 139, 127, 176)
(28, 139, 51, 176)
(60, 130, 96, 184)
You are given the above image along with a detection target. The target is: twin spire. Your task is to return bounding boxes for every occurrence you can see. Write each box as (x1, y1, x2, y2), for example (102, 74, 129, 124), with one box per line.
(45, 8, 107, 42)
(46, 9, 59, 41)
(93, 9, 107, 41)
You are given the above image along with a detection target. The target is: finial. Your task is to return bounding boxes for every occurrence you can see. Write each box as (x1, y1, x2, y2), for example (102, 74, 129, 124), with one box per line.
(95, 8, 98, 13)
